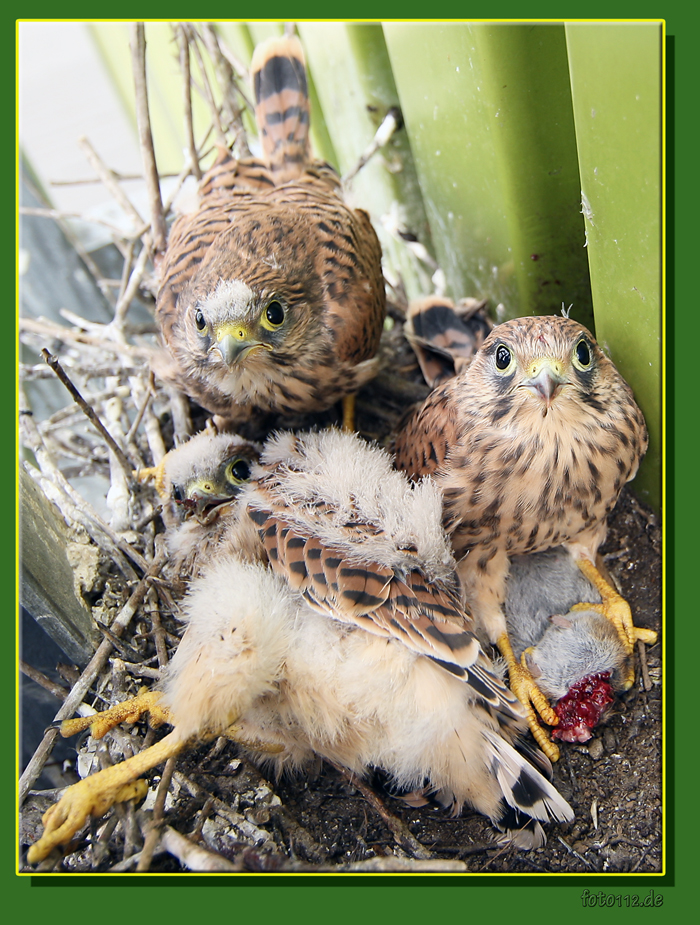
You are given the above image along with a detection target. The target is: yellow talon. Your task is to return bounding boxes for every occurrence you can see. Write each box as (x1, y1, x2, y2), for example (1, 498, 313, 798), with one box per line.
(498, 632, 560, 762)
(60, 689, 171, 740)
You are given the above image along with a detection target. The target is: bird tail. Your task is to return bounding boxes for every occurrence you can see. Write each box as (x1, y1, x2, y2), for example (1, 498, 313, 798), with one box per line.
(251, 35, 311, 180)
(484, 729, 574, 849)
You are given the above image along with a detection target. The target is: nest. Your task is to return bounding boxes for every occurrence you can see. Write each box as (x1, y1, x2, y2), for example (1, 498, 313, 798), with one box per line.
(18, 23, 662, 874)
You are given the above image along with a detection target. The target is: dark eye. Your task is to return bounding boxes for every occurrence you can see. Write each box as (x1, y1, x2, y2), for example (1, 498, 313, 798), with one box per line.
(495, 344, 512, 370)
(575, 338, 591, 367)
(265, 300, 285, 327)
(226, 458, 251, 484)
(172, 485, 184, 503)
(194, 309, 207, 332)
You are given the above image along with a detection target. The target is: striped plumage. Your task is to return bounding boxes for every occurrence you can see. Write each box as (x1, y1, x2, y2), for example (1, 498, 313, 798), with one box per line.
(393, 313, 649, 757)
(154, 35, 385, 427)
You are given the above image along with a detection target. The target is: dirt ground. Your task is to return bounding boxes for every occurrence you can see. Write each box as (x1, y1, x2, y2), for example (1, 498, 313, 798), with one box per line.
(18, 307, 663, 875)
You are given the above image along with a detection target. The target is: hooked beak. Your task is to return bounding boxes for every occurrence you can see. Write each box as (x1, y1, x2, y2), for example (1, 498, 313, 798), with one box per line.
(179, 490, 236, 525)
(213, 324, 270, 367)
(520, 358, 568, 410)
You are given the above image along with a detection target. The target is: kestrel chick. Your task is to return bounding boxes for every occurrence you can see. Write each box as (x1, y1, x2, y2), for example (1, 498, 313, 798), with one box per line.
(394, 313, 654, 758)
(155, 36, 386, 429)
(29, 431, 573, 863)
(160, 431, 262, 578)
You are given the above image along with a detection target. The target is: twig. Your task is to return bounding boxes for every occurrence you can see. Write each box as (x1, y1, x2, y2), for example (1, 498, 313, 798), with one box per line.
(77, 136, 146, 233)
(136, 755, 177, 871)
(20, 661, 70, 702)
(113, 239, 151, 329)
(19, 548, 169, 804)
(129, 23, 167, 252)
(20, 395, 145, 579)
(637, 638, 653, 691)
(199, 23, 251, 157)
(329, 761, 433, 860)
(177, 25, 202, 180)
(343, 107, 402, 184)
(182, 24, 227, 146)
(20, 315, 153, 359)
(160, 825, 243, 872)
(41, 348, 135, 482)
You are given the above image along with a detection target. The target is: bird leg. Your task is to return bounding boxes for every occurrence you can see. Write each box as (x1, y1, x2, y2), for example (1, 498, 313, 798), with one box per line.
(59, 689, 170, 740)
(497, 632, 561, 763)
(135, 459, 169, 498)
(60, 690, 286, 755)
(341, 393, 356, 432)
(27, 730, 188, 864)
(572, 557, 658, 688)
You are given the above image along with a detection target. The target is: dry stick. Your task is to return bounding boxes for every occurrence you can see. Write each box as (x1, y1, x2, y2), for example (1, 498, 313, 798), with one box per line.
(19, 206, 136, 242)
(160, 825, 243, 872)
(177, 25, 202, 180)
(328, 761, 433, 860)
(637, 638, 653, 691)
(20, 315, 154, 359)
(78, 136, 145, 233)
(199, 23, 252, 157)
(41, 348, 135, 483)
(343, 107, 402, 185)
(183, 24, 227, 146)
(130, 23, 167, 253)
(20, 661, 70, 702)
(19, 548, 169, 804)
(136, 755, 177, 872)
(19, 392, 145, 579)
(113, 239, 151, 329)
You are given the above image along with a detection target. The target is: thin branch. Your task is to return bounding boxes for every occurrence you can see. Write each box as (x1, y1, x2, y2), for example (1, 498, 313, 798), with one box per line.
(19, 548, 169, 804)
(41, 349, 135, 483)
(77, 136, 146, 232)
(129, 23, 167, 252)
(177, 25, 202, 180)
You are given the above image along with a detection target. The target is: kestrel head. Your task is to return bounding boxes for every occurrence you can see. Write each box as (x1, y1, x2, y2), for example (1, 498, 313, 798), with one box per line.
(163, 432, 262, 525)
(467, 314, 629, 426)
(170, 208, 329, 393)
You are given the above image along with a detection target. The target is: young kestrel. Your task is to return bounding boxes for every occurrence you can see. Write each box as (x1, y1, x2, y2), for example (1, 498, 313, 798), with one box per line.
(28, 430, 573, 863)
(393, 313, 655, 759)
(155, 36, 386, 430)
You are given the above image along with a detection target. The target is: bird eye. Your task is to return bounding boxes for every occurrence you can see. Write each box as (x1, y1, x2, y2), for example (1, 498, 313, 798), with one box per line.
(574, 338, 592, 368)
(495, 344, 513, 371)
(225, 458, 251, 484)
(264, 300, 285, 328)
(194, 309, 207, 332)
(172, 485, 184, 503)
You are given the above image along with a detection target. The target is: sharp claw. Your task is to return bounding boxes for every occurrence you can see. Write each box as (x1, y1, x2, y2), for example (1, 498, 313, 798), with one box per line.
(59, 690, 170, 741)
(498, 632, 560, 761)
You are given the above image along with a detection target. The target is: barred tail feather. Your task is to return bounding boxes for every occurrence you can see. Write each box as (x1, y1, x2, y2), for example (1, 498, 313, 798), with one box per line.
(484, 729, 573, 848)
(251, 35, 310, 179)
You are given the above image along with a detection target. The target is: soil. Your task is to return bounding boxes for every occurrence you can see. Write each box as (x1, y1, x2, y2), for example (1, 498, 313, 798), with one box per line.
(18, 306, 663, 875)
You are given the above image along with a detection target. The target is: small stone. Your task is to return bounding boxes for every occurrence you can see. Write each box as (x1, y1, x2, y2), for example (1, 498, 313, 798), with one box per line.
(588, 737, 604, 760)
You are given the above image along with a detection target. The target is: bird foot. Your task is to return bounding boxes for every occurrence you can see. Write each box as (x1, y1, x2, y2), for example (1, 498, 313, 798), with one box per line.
(59, 689, 170, 740)
(573, 557, 658, 657)
(134, 459, 169, 498)
(497, 633, 560, 762)
(27, 775, 149, 864)
(27, 730, 186, 865)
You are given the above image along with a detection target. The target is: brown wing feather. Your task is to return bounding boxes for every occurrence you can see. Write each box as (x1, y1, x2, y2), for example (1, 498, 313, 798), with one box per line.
(246, 507, 480, 671)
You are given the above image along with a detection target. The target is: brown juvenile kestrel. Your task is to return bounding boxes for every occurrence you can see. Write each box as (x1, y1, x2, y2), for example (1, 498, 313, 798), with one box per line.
(154, 36, 386, 430)
(393, 312, 657, 759)
(28, 430, 573, 863)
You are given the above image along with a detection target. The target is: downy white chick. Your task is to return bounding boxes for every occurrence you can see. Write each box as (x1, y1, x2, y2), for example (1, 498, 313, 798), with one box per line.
(29, 430, 573, 864)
